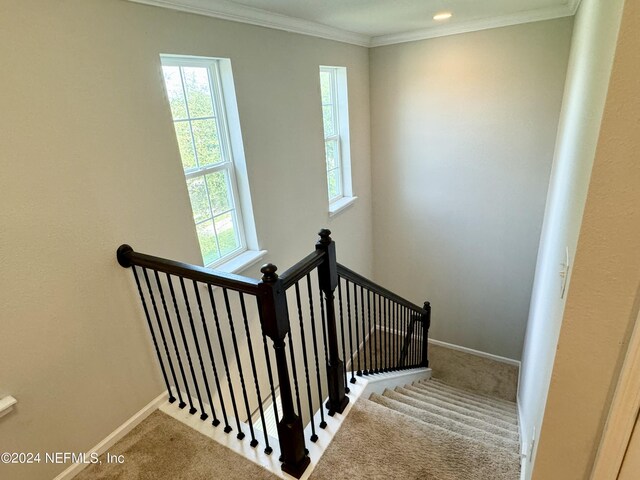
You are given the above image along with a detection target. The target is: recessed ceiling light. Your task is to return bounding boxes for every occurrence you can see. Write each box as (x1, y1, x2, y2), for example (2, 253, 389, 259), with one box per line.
(433, 12, 453, 21)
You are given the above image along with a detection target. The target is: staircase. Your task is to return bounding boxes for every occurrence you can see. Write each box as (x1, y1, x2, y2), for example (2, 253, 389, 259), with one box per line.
(365, 377, 521, 478)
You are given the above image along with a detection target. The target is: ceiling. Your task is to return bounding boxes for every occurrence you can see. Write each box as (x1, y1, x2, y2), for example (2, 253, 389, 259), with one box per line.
(130, 0, 581, 46)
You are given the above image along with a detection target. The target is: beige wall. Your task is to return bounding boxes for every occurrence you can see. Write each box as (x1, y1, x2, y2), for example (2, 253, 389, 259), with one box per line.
(533, 0, 640, 477)
(517, 0, 625, 476)
(369, 19, 573, 360)
(0, 1, 372, 479)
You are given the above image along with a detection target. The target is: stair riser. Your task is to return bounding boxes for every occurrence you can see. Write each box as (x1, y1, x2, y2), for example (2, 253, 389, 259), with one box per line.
(422, 379, 517, 410)
(370, 394, 519, 454)
(387, 389, 519, 441)
(399, 386, 518, 432)
(407, 384, 518, 421)
(414, 383, 518, 418)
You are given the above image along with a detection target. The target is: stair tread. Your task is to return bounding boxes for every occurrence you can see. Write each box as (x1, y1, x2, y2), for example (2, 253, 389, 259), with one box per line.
(400, 385, 518, 430)
(387, 388, 519, 440)
(426, 379, 517, 409)
(409, 383, 518, 420)
(415, 380, 518, 416)
(370, 393, 519, 454)
(359, 397, 521, 476)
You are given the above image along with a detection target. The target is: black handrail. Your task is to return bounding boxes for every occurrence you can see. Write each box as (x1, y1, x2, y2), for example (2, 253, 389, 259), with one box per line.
(279, 250, 326, 290)
(337, 262, 427, 315)
(117, 229, 430, 478)
(117, 245, 261, 295)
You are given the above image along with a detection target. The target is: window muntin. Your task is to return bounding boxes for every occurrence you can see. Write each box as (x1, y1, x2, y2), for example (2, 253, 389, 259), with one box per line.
(161, 58, 245, 267)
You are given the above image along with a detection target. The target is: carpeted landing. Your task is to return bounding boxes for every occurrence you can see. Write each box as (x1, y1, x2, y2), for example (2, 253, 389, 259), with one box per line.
(76, 378, 519, 480)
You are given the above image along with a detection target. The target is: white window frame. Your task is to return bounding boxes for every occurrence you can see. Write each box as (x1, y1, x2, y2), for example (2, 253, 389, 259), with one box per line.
(319, 66, 357, 216)
(160, 55, 265, 273)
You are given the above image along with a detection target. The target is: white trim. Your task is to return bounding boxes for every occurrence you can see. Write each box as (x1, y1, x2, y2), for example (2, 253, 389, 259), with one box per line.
(328, 196, 357, 217)
(428, 338, 521, 367)
(215, 248, 267, 274)
(590, 306, 640, 480)
(130, 0, 581, 48)
(370, 4, 577, 47)
(0, 395, 17, 418)
(129, 0, 370, 47)
(53, 392, 168, 480)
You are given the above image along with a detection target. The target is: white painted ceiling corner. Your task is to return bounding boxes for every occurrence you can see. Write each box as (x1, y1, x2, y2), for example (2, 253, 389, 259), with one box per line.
(128, 0, 583, 47)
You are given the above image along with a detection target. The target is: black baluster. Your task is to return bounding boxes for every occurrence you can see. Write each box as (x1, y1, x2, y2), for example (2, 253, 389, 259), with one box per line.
(418, 315, 424, 367)
(412, 316, 417, 367)
(361, 286, 367, 376)
(141, 268, 178, 404)
(346, 279, 356, 384)
(384, 297, 389, 372)
(337, 280, 349, 393)
(376, 295, 384, 373)
(372, 292, 378, 374)
(393, 302, 398, 371)
(192, 281, 226, 428)
(294, 282, 318, 442)
(165, 274, 197, 414)
(239, 292, 266, 449)
(207, 285, 238, 435)
(306, 274, 327, 429)
(413, 311, 418, 367)
(288, 345, 309, 453)
(366, 289, 373, 375)
(416, 313, 421, 367)
(223, 288, 251, 441)
(318, 284, 330, 372)
(179, 278, 210, 420)
(154, 271, 186, 408)
(131, 267, 173, 402)
(353, 282, 362, 376)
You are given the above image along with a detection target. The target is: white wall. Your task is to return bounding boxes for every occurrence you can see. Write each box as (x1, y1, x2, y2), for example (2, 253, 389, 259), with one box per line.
(517, 0, 625, 478)
(369, 19, 573, 360)
(0, 1, 372, 479)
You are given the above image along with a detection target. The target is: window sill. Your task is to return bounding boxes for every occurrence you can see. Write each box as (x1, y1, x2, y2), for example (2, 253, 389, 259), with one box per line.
(329, 196, 358, 217)
(211, 249, 268, 275)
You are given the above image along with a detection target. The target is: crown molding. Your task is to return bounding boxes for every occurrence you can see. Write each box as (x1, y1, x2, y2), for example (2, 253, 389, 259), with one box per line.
(128, 0, 370, 47)
(128, 0, 582, 48)
(370, 3, 578, 47)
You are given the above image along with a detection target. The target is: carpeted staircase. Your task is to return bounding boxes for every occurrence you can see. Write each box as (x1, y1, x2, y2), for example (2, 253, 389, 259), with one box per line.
(367, 377, 520, 476)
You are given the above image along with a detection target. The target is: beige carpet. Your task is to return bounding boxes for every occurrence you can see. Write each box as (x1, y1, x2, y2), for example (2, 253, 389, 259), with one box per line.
(75, 411, 278, 480)
(428, 344, 518, 402)
(75, 342, 520, 480)
(312, 395, 520, 480)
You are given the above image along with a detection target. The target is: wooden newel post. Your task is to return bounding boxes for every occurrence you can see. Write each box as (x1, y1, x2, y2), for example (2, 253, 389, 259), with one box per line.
(421, 301, 431, 368)
(257, 264, 310, 479)
(316, 229, 349, 415)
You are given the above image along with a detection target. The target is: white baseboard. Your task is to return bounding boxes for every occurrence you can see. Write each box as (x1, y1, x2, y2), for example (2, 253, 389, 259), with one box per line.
(428, 338, 521, 367)
(52, 391, 168, 480)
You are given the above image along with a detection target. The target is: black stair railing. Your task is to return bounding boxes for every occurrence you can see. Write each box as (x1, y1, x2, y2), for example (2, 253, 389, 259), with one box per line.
(117, 229, 430, 479)
(335, 263, 430, 374)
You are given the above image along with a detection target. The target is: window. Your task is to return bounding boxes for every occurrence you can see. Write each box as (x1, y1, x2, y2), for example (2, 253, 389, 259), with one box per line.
(160, 56, 262, 270)
(319, 66, 356, 215)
